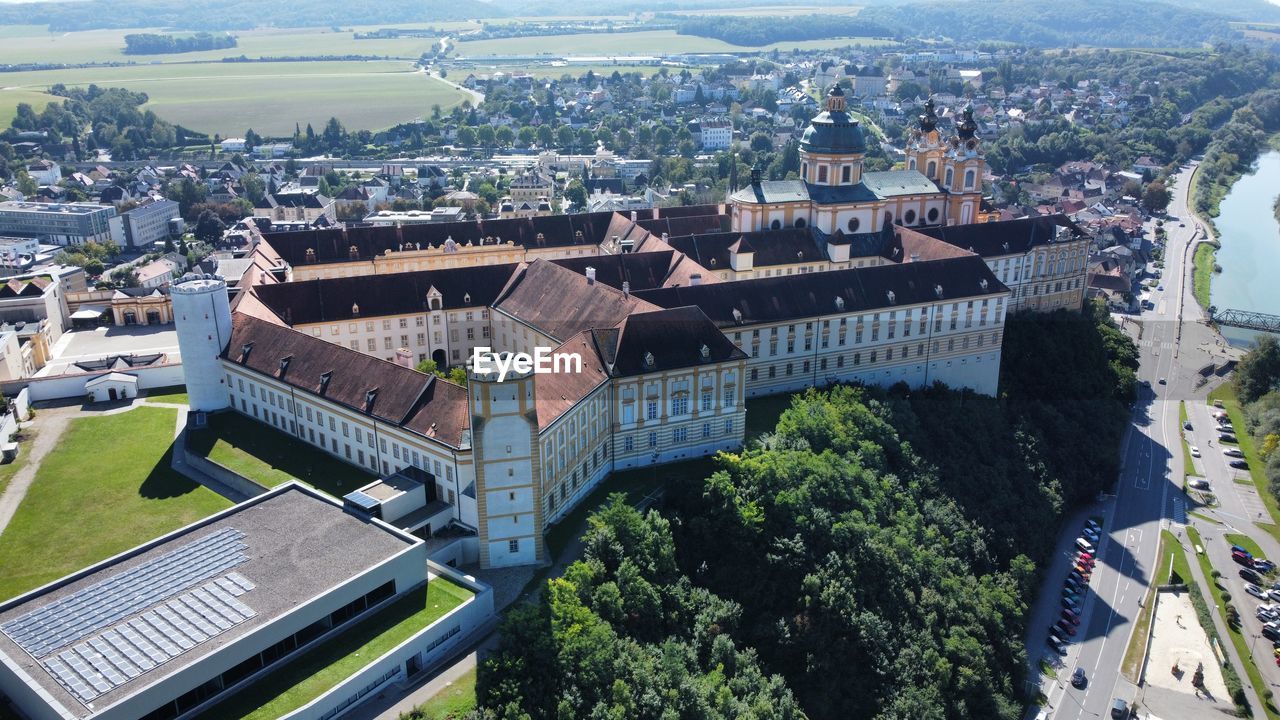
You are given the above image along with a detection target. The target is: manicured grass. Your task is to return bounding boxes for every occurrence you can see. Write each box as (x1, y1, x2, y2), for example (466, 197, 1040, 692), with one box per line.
(544, 457, 714, 559)
(1162, 529, 1194, 584)
(1209, 385, 1280, 544)
(0, 429, 34, 497)
(0, 61, 469, 135)
(196, 579, 473, 720)
(145, 386, 189, 405)
(187, 411, 376, 498)
(1180, 401, 1198, 483)
(1191, 511, 1223, 524)
(1188, 525, 1273, 719)
(0, 88, 60, 130)
(1226, 533, 1267, 561)
(406, 666, 477, 719)
(0, 407, 231, 601)
(1193, 242, 1218, 310)
(745, 393, 795, 442)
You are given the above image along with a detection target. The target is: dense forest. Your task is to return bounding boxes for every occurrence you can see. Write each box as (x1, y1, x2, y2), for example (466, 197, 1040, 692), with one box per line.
(122, 32, 237, 55)
(672, 15, 896, 47)
(860, 0, 1238, 48)
(474, 303, 1138, 720)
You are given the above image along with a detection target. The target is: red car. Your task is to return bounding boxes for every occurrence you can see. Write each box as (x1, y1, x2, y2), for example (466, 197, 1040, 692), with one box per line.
(1078, 552, 1094, 563)
(1056, 619, 1078, 636)
(1062, 609, 1081, 625)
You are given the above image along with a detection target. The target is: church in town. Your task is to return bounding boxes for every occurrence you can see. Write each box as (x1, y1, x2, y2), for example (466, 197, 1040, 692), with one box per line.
(729, 88, 996, 238)
(171, 91, 1090, 571)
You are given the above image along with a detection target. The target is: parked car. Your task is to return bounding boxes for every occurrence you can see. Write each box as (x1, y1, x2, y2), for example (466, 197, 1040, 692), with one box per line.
(1190, 446, 1200, 458)
(1234, 552, 1253, 566)
(1076, 538, 1095, 553)
(1056, 619, 1078, 636)
(1085, 519, 1101, 532)
(1224, 448, 1245, 458)
(1220, 433, 1238, 443)
(1245, 582, 1267, 599)
(1231, 459, 1250, 470)
(1111, 698, 1129, 719)
(1214, 399, 1225, 408)
(1267, 590, 1280, 604)
(1158, 377, 1167, 384)
(1189, 478, 1210, 491)
(1233, 545, 1254, 557)
(1220, 423, 1235, 432)
(1256, 559, 1276, 573)
(1184, 421, 1193, 431)
(1062, 596, 1080, 610)
(1072, 667, 1087, 688)
(1242, 568, 1263, 584)
(1265, 625, 1280, 642)
(1048, 637, 1068, 655)
(1063, 608, 1080, 623)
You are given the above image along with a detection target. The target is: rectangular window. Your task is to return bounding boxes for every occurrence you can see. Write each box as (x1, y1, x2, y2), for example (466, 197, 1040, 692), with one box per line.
(624, 436, 634, 452)
(508, 539, 519, 554)
(673, 427, 688, 443)
(648, 432, 657, 448)
(671, 395, 689, 416)
(702, 423, 711, 438)
(724, 418, 733, 434)
(646, 401, 658, 420)
(701, 391, 713, 412)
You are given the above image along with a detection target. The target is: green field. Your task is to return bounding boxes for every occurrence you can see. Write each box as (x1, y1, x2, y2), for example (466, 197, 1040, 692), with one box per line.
(0, 61, 470, 136)
(482, 63, 678, 79)
(454, 29, 894, 57)
(0, 87, 60, 130)
(0, 407, 232, 602)
(0, 24, 447, 65)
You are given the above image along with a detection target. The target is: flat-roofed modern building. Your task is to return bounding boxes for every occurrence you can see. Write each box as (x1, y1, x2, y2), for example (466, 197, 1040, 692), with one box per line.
(0, 483, 492, 720)
(0, 202, 123, 248)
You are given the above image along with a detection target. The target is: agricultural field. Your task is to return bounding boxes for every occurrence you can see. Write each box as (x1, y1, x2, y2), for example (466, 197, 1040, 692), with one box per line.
(0, 24, 455, 65)
(665, 5, 864, 16)
(0, 61, 470, 136)
(454, 29, 894, 56)
(0, 87, 60, 129)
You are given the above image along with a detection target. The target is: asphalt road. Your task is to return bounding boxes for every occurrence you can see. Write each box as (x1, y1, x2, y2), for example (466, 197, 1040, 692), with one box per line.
(1034, 163, 1207, 720)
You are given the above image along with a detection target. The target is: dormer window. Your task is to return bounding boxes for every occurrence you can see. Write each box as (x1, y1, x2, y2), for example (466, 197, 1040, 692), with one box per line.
(463, 292, 471, 304)
(351, 303, 360, 316)
(934, 284, 944, 299)
(980, 279, 989, 291)
(278, 355, 292, 374)
(319, 371, 333, 394)
(886, 290, 896, 304)
(643, 352, 655, 368)
(240, 342, 253, 361)
(365, 388, 378, 410)
(699, 344, 710, 360)
(732, 308, 744, 324)
(835, 296, 845, 311)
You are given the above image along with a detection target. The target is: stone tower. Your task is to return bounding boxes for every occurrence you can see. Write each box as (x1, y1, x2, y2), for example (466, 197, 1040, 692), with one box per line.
(171, 273, 232, 412)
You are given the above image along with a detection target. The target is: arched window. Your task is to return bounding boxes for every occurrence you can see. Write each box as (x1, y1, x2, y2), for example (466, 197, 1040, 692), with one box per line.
(770, 219, 782, 230)
(926, 160, 937, 178)
(847, 217, 860, 233)
(904, 209, 917, 225)
(817, 165, 828, 183)
(841, 165, 851, 184)
(944, 167, 954, 188)
(909, 158, 917, 170)
(795, 217, 806, 228)
(964, 169, 976, 189)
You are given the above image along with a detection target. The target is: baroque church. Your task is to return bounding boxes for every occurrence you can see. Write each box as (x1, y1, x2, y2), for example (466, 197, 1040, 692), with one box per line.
(729, 86, 996, 237)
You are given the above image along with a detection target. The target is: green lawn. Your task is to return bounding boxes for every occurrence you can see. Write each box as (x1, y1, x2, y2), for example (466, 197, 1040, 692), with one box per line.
(145, 386, 189, 405)
(1226, 533, 1267, 561)
(1193, 242, 1218, 310)
(0, 407, 231, 601)
(1177, 525, 1259, 712)
(187, 411, 376, 498)
(544, 458, 714, 559)
(745, 393, 795, 442)
(0, 61, 469, 136)
(1180, 401, 1198, 484)
(1209, 385, 1280, 544)
(405, 666, 477, 719)
(196, 579, 473, 720)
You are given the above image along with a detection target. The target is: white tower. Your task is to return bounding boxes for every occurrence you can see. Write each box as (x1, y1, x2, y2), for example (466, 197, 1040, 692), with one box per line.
(172, 273, 233, 412)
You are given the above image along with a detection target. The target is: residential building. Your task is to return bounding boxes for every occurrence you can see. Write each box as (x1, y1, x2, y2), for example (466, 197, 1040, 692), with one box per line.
(699, 117, 733, 150)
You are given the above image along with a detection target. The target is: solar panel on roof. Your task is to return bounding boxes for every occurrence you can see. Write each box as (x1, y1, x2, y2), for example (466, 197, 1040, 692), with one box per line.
(343, 490, 380, 511)
(1, 528, 248, 658)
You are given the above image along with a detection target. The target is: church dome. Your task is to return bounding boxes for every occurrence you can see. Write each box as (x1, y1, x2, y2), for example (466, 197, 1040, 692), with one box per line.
(799, 85, 867, 155)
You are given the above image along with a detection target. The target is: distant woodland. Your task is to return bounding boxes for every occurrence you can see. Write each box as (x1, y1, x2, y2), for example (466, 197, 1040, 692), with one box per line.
(123, 33, 237, 55)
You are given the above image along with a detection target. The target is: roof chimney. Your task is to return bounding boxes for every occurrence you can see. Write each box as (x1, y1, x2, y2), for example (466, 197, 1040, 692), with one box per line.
(691, 273, 702, 286)
(631, 210, 637, 222)
(909, 253, 920, 263)
(585, 266, 596, 285)
(622, 281, 630, 298)
(395, 348, 414, 368)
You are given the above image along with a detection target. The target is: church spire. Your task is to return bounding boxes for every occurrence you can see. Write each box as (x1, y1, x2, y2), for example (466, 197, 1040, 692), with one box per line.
(824, 84, 847, 113)
(918, 98, 938, 133)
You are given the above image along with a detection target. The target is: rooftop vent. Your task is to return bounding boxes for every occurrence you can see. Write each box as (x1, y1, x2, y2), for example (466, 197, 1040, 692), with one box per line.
(348, 245, 359, 260)
(622, 281, 631, 298)
(732, 308, 744, 324)
(886, 290, 896, 304)
(585, 267, 596, 285)
(934, 284, 944, 299)
(691, 273, 702, 286)
(352, 303, 360, 316)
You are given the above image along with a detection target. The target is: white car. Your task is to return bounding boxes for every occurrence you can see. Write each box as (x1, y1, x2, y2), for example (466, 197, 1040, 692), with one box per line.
(1246, 583, 1268, 600)
(1190, 446, 1200, 458)
(1189, 478, 1210, 491)
(1268, 589, 1280, 603)
(1224, 448, 1245, 458)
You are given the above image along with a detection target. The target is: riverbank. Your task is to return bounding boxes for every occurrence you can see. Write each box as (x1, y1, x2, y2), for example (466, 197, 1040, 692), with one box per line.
(1197, 148, 1280, 324)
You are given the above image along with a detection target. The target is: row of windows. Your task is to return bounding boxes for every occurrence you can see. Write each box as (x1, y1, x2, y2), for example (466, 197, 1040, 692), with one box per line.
(620, 419, 735, 454)
(744, 333, 999, 381)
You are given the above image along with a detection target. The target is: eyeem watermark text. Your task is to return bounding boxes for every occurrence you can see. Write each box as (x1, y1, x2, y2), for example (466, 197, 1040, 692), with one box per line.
(471, 347, 582, 382)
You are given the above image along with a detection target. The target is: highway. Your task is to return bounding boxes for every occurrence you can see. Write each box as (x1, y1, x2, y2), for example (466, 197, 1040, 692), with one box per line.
(1033, 162, 1209, 720)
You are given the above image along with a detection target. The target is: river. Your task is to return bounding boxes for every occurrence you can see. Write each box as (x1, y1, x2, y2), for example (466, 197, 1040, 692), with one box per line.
(1208, 149, 1280, 346)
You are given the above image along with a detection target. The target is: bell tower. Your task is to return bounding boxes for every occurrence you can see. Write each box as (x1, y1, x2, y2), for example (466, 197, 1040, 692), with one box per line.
(905, 98, 946, 184)
(941, 105, 986, 225)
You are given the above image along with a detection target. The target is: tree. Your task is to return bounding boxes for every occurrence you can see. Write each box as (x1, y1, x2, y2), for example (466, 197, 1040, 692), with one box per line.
(415, 358, 438, 375)
(456, 126, 477, 147)
(536, 124, 554, 148)
(193, 209, 226, 245)
(750, 131, 774, 153)
(241, 174, 266, 204)
(564, 180, 586, 209)
(476, 124, 496, 150)
(1143, 180, 1172, 212)
(1237, 336, 1280, 404)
